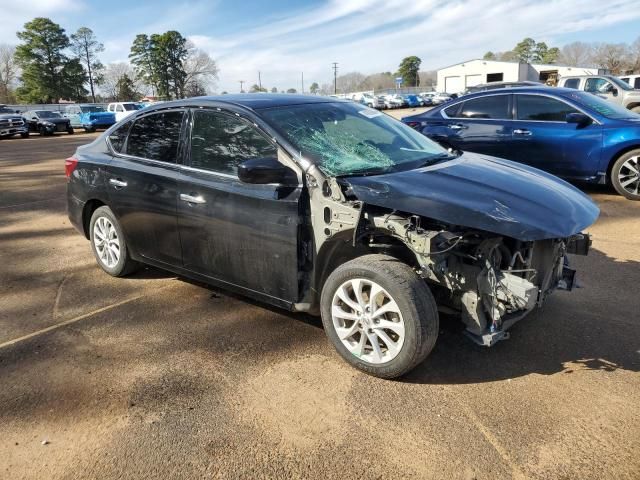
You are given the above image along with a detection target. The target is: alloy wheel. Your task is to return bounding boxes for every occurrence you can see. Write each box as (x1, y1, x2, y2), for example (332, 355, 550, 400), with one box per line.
(331, 278, 405, 364)
(618, 156, 640, 196)
(93, 216, 120, 268)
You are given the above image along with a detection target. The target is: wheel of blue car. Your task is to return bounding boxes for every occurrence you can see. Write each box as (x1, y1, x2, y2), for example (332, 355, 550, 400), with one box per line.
(320, 254, 439, 379)
(611, 150, 640, 200)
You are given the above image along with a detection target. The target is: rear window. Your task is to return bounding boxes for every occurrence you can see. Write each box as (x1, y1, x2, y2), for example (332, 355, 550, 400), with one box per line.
(457, 95, 510, 119)
(563, 78, 580, 89)
(126, 111, 184, 162)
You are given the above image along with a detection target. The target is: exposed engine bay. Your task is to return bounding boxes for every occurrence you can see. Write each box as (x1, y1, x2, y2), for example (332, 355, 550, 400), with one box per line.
(303, 165, 591, 346)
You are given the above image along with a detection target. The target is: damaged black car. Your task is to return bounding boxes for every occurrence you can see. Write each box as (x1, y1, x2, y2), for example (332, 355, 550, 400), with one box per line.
(66, 95, 599, 379)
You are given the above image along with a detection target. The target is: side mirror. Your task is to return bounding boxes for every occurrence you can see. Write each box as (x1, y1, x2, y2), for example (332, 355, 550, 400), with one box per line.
(566, 112, 592, 127)
(238, 157, 298, 185)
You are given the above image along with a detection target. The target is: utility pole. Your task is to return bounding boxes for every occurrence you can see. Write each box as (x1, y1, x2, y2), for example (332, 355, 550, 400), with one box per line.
(301, 72, 304, 93)
(239, 80, 245, 93)
(258, 71, 262, 90)
(332, 62, 338, 94)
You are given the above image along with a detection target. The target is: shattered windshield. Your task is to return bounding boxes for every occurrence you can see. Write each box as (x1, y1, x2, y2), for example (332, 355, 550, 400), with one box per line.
(260, 102, 447, 176)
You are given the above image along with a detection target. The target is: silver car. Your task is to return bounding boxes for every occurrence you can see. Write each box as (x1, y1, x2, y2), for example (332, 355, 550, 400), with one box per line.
(559, 75, 640, 113)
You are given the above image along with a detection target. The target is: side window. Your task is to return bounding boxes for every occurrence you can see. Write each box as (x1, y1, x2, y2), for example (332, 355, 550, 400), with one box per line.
(107, 120, 133, 153)
(585, 78, 611, 93)
(190, 110, 277, 175)
(443, 102, 462, 118)
(563, 78, 580, 89)
(635, 78, 640, 89)
(126, 111, 184, 162)
(116, 105, 124, 112)
(620, 78, 629, 85)
(459, 95, 510, 119)
(516, 95, 579, 122)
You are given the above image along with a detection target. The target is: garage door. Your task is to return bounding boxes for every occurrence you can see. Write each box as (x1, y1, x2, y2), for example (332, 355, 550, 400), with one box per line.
(465, 74, 482, 88)
(444, 76, 463, 93)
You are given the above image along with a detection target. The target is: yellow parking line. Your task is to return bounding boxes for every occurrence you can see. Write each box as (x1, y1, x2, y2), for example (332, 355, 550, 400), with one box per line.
(0, 287, 168, 350)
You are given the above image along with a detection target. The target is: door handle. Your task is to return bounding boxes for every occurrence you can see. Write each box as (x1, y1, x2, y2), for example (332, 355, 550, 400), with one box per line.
(514, 129, 532, 136)
(449, 124, 465, 130)
(109, 178, 128, 188)
(180, 193, 206, 204)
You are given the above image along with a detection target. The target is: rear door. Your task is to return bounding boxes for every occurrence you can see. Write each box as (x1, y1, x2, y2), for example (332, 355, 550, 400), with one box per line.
(177, 108, 302, 302)
(439, 94, 513, 158)
(105, 109, 185, 266)
(508, 93, 602, 179)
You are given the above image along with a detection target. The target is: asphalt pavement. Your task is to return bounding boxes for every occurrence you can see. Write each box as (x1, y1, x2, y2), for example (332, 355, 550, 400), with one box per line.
(0, 124, 639, 479)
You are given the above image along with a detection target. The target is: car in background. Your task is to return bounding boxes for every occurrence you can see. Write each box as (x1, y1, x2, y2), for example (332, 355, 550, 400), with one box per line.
(464, 81, 543, 95)
(0, 105, 29, 139)
(420, 92, 451, 105)
(402, 94, 422, 108)
(351, 93, 385, 109)
(558, 75, 640, 113)
(24, 110, 73, 135)
(107, 102, 144, 122)
(619, 75, 640, 90)
(66, 94, 597, 378)
(402, 87, 640, 200)
(64, 104, 116, 132)
(383, 94, 405, 109)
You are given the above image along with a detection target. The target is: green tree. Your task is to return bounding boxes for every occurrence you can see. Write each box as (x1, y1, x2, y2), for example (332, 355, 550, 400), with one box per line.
(15, 17, 71, 103)
(70, 27, 104, 102)
(115, 74, 139, 100)
(514, 37, 536, 62)
(397, 55, 422, 87)
(309, 82, 319, 94)
(483, 51, 497, 60)
(270, 86, 277, 93)
(286, 88, 297, 93)
(61, 58, 87, 101)
(249, 83, 267, 92)
(129, 34, 154, 94)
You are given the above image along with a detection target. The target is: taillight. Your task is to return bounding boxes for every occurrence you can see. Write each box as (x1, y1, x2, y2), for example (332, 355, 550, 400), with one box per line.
(405, 121, 421, 130)
(65, 156, 78, 180)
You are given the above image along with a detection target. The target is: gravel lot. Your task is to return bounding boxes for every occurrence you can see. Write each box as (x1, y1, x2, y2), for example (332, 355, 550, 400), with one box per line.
(1, 124, 639, 479)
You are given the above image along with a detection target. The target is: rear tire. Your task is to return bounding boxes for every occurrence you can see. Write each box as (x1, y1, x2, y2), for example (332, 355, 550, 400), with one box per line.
(320, 254, 439, 379)
(611, 149, 640, 200)
(89, 206, 139, 277)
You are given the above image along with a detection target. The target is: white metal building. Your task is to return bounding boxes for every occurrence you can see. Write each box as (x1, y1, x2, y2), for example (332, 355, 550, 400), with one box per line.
(436, 59, 601, 93)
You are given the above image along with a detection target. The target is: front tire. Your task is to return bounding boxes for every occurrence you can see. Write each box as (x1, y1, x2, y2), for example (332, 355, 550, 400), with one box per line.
(20, 132, 29, 138)
(89, 206, 139, 276)
(611, 150, 640, 200)
(320, 254, 439, 379)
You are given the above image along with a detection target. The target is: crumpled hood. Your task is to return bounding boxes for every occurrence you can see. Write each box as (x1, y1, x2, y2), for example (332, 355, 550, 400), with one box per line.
(344, 152, 599, 241)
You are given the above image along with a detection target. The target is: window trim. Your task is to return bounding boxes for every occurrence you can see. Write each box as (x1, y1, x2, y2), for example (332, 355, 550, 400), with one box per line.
(183, 106, 280, 179)
(440, 93, 512, 121)
(512, 92, 601, 125)
(106, 107, 188, 166)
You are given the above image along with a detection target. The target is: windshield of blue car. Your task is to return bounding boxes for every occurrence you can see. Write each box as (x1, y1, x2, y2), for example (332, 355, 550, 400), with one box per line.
(80, 106, 106, 113)
(260, 102, 447, 176)
(36, 111, 61, 118)
(566, 91, 637, 119)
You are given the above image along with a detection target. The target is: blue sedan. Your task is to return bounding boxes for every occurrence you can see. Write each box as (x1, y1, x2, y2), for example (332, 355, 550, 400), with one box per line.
(402, 87, 640, 200)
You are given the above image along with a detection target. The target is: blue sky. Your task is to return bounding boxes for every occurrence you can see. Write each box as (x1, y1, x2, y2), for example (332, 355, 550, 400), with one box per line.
(3, 0, 640, 93)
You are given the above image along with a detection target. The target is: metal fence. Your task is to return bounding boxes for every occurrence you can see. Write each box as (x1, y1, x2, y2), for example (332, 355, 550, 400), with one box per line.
(4, 103, 108, 114)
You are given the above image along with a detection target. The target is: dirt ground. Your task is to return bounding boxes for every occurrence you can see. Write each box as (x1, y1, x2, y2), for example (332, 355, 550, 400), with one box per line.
(0, 127, 639, 480)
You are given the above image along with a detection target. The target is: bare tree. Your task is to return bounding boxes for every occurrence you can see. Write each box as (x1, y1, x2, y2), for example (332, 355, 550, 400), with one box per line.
(101, 62, 143, 101)
(559, 42, 594, 67)
(70, 27, 104, 102)
(183, 42, 219, 96)
(336, 71, 366, 93)
(627, 37, 640, 73)
(0, 44, 19, 103)
(591, 43, 630, 74)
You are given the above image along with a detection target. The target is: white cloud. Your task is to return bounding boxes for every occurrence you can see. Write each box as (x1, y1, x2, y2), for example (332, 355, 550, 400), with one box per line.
(0, 0, 86, 43)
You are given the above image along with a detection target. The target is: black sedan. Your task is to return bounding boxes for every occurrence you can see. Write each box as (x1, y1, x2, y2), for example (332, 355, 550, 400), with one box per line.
(25, 110, 74, 135)
(66, 94, 597, 378)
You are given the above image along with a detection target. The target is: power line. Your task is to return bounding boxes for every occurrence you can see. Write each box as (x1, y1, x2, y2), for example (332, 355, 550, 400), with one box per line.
(239, 80, 245, 93)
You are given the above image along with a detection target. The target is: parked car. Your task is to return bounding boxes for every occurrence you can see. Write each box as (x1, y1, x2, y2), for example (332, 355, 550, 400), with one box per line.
(464, 81, 543, 95)
(67, 94, 597, 378)
(383, 94, 405, 108)
(402, 94, 422, 108)
(619, 74, 640, 90)
(64, 104, 116, 132)
(402, 87, 640, 200)
(0, 105, 28, 139)
(107, 102, 144, 122)
(558, 75, 640, 113)
(24, 110, 73, 135)
(420, 92, 451, 105)
(352, 93, 385, 109)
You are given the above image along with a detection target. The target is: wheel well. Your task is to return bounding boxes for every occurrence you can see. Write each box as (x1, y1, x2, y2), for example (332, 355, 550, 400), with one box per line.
(312, 229, 418, 302)
(626, 103, 640, 111)
(82, 199, 105, 239)
(607, 145, 640, 181)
